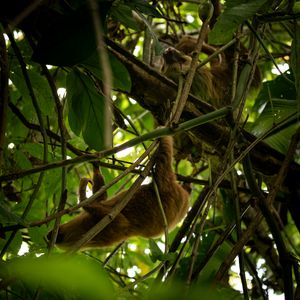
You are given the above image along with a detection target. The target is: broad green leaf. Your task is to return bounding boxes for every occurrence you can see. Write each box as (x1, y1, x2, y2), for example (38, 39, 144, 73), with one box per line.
(294, 2, 300, 13)
(135, 11, 164, 55)
(42, 168, 61, 194)
(21, 143, 48, 161)
(28, 226, 49, 249)
(82, 52, 132, 92)
(10, 62, 54, 117)
(221, 189, 236, 224)
(252, 71, 296, 113)
(14, 150, 32, 170)
(126, 0, 162, 18)
(144, 276, 243, 300)
(176, 227, 217, 281)
(111, 1, 161, 31)
(208, 0, 269, 45)
(249, 99, 298, 153)
(265, 125, 299, 154)
(6, 106, 29, 143)
(21, 142, 63, 163)
(251, 71, 297, 153)
(0, 200, 24, 225)
(0, 231, 22, 255)
(149, 238, 163, 262)
(4, 255, 114, 300)
(160, 252, 177, 263)
(66, 69, 110, 151)
(111, 3, 140, 30)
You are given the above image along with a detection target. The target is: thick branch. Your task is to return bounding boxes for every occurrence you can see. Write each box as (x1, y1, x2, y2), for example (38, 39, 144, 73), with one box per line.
(107, 39, 300, 182)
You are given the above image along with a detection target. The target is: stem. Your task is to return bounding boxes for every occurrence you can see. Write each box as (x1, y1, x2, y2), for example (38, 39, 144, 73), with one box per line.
(230, 153, 249, 300)
(153, 179, 169, 253)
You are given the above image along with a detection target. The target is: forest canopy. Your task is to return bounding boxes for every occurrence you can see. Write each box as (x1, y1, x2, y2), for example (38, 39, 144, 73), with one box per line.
(0, 0, 300, 299)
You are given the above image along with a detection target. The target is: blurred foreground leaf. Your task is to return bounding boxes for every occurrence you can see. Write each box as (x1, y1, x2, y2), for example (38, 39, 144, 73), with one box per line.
(3, 254, 114, 300)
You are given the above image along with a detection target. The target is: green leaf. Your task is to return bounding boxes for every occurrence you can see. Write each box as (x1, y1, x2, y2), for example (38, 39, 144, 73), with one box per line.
(4, 254, 115, 300)
(28, 226, 49, 249)
(148, 239, 177, 263)
(293, 2, 300, 13)
(111, 3, 140, 30)
(14, 150, 32, 170)
(208, 0, 269, 45)
(220, 189, 236, 224)
(265, 125, 298, 154)
(66, 69, 110, 151)
(249, 99, 298, 153)
(82, 52, 132, 92)
(149, 238, 163, 262)
(126, 0, 162, 18)
(0, 231, 22, 255)
(21, 143, 47, 161)
(9, 62, 54, 117)
(250, 71, 297, 152)
(135, 11, 164, 55)
(159, 252, 177, 263)
(144, 278, 243, 300)
(111, 0, 161, 30)
(252, 71, 296, 113)
(176, 227, 217, 281)
(0, 201, 24, 225)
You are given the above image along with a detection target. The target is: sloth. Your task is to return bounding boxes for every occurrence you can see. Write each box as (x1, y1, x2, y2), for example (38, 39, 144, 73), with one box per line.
(162, 36, 261, 109)
(48, 136, 190, 250)
(161, 36, 261, 164)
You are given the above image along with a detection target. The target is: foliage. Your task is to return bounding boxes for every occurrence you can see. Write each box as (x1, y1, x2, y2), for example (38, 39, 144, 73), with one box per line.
(0, 0, 300, 300)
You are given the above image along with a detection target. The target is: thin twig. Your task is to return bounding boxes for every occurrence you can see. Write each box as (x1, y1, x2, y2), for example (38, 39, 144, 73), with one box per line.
(153, 180, 169, 253)
(230, 153, 249, 300)
(125, 262, 165, 290)
(103, 242, 125, 267)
